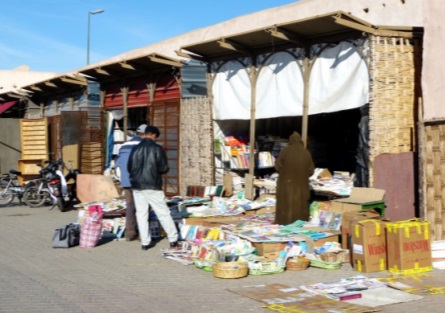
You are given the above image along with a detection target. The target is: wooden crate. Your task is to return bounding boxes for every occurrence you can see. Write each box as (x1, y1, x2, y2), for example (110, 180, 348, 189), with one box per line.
(17, 159, 43, 175)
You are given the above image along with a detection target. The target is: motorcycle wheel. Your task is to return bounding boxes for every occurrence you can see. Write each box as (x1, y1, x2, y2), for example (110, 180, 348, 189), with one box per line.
(0, 183, 14, 206)
(23, 183, 49, 207)
(57, 197, 71, 212)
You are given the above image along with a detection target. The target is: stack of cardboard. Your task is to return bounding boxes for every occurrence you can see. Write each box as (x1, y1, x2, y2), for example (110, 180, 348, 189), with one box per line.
(432, 240, 445, 269)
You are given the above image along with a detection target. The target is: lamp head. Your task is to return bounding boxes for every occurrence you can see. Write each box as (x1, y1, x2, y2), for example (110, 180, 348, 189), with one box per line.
(90, 9, 105, 15)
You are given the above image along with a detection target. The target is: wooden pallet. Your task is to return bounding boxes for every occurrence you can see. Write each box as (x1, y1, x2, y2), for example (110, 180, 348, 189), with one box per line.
(20, 118, 48, 160)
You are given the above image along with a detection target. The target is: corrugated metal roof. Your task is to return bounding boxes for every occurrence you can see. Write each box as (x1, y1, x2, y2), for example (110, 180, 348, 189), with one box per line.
(180, 11, 419, 60)
(7, 52, 183, 97)
(78, 52, 183, 82)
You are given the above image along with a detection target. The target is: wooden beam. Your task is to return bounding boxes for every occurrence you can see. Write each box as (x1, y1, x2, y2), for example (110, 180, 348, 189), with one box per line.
(335, 15, 417, 38)
(333, 15, 377, 34)
(95, 68, 111, 76)
(60, 77, 88, 86)
(6, 93, 24, 99)
(148, 56, 182, 68)
(373, 29, 417, 38)
(45, 82, 57, 88)
(30, 86, 42, 91)
(267, 26, 305, 46)
(119, 62, 136, 70)
(175, 50, 205, 62)
(217, 38, 251, 54)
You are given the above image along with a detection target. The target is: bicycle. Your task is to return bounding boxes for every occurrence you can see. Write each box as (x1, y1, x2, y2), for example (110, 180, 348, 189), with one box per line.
(0, 170, 26, 206)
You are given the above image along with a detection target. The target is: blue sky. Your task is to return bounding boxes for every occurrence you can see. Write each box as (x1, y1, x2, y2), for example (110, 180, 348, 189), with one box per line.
(0, 0, 299, 73)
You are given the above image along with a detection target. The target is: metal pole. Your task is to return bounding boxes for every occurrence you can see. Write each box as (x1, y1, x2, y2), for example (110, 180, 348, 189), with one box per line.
(87, 12, 91, 65)
(87, 9, 105, 65)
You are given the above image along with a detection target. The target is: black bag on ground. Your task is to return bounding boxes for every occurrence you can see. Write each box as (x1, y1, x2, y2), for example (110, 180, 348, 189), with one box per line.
(52, 223, 81, 248)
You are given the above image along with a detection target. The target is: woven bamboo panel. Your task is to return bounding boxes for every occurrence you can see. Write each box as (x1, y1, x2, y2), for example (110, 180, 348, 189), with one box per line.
(423, 123, 445, 240)
(80, 142, 103, 175)
(78, 108, 105, 174)
(368, 35, 421, 184)
(179, 97, 213, 196)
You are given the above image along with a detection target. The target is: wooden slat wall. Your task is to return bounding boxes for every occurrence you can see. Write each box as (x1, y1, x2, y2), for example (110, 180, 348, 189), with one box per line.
(151, 101, 180, 196)
(20, 118, 48, 160)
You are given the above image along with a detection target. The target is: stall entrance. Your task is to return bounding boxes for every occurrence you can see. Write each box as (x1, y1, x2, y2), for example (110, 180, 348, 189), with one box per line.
(215, 106, 363, 184)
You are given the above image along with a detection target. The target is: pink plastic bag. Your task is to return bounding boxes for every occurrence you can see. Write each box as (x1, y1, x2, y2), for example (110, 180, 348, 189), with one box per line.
(79, 212, 102, 248)
(87, 204, 103, 218)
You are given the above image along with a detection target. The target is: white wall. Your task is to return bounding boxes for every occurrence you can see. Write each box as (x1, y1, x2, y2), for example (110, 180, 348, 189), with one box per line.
(421, 0, 445, 120)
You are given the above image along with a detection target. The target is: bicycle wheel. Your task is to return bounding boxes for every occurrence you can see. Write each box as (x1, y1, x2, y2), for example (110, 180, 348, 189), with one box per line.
(0, 182, 14, 206)
(23, 183, 49, 207)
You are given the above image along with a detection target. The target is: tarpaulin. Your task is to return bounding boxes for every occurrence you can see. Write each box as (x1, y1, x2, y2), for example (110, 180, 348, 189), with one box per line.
(0, 100, 18, 115)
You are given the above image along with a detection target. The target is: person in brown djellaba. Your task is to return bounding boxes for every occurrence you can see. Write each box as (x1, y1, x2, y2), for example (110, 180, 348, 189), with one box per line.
(274, 131, 315, 225)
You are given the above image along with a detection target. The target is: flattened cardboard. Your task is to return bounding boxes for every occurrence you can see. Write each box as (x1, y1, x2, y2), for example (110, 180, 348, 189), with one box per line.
(331, 187, 385, 214)
(228, 284, 376, 313)
(77, 174, 119, 203)
(336, 187, 386, 204)
(351, 219, 387, 273)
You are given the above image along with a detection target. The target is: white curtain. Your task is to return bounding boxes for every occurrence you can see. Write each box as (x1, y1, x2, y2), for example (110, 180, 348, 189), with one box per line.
(256, 51, 304, 119)
(211, 41, 369, 120)
(308, 41, 369, 114)
(212, 60, 251, 120)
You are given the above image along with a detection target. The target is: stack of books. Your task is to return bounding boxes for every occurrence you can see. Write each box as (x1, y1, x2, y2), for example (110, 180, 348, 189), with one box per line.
(257, 151, 275, 168)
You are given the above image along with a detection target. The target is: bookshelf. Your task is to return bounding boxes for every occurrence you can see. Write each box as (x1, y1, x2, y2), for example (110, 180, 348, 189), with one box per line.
(215, 136, 276, 172)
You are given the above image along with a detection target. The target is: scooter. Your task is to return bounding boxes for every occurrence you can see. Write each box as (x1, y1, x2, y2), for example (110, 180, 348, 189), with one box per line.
(23, 159, 79, 212)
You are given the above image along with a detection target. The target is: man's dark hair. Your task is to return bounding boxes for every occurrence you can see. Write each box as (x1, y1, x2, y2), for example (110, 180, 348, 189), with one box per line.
(145, 125, 160, 138)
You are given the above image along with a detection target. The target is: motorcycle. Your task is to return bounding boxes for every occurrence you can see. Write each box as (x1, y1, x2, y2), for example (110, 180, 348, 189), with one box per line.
(23, 159, 79, 212)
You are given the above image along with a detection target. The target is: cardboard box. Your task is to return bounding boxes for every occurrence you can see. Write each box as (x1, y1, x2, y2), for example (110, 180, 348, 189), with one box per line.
(351, 219, 387, 273)
(341, 210, 381, 249)
(313, 234, 340, 249)
(330, 187, 386, 215)
(253, 242, 288, 256)
(386, 219, 432, 274)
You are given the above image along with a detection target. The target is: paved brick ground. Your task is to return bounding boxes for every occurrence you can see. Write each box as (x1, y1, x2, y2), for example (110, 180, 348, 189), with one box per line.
(1, 204, 444, 313)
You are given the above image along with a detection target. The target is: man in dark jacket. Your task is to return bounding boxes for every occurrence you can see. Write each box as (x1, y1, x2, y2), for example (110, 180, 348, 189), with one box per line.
(274, 131, 315, 225)
(127, 126, 178, 250)
(114, 124, 146, 241)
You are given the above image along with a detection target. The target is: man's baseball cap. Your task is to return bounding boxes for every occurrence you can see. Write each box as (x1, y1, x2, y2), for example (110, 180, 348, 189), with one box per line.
(136, 124, 148, 133)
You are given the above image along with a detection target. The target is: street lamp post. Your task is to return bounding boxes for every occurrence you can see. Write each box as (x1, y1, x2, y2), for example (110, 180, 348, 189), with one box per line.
(87, 9, 105, 65)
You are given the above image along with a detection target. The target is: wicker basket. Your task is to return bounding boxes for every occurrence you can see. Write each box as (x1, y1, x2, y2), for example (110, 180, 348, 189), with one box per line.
(310, 259, 343, 270)
(286, 257, 310, 271)
(212, 262, 248, 279)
